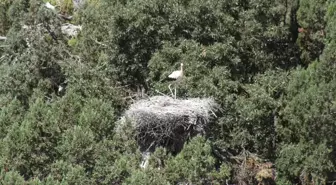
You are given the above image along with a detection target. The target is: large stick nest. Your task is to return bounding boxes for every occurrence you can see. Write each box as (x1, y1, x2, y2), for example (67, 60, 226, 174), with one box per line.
(125, 96, 219, 152)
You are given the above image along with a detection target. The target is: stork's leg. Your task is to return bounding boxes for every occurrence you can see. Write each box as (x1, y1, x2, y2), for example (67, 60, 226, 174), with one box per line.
(168, 84, 174, 97)
(174, 86, 176, 99)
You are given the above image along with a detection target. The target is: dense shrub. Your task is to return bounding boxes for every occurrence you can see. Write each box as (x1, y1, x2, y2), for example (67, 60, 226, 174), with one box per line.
(0, 0, 336, 184)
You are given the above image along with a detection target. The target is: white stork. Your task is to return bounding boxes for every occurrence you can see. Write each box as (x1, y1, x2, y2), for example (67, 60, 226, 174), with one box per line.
(168, 63, 184, 99)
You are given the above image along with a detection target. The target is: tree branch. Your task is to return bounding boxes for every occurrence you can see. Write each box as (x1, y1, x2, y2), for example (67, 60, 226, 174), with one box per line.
(58, 14, 73, 21)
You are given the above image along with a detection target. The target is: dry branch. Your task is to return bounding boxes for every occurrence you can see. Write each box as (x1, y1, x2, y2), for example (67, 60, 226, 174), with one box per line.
(232, 150, 276, 185)
(58, 14, 73, 21)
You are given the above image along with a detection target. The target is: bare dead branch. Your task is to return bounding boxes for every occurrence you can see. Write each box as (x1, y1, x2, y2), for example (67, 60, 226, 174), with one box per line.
(58, 14, 73, 21)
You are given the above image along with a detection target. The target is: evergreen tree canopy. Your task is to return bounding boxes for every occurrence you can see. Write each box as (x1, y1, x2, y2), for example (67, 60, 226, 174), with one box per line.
(0, 0, 336, 184)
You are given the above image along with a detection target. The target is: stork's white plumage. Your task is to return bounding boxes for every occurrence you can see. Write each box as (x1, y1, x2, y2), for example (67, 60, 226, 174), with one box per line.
(168, 63, 184, 99)
(168, 63, 184, 79)
(45, 2, 55, 10)
(58, 85, 64, 93)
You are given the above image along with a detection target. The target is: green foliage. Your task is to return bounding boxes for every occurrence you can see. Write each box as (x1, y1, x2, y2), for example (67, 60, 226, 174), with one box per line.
(275, 2, 336, 184)
(123, 169, 170, 185)
(77, 0, 296, 91)
(67, 37, 78, 47)
(276, 142, 334, 184)
(296, 0, 327, 64)
(123, 136, 231, 185)
(57, 126, 95, 169)
(0, 170, 26, 185)
(78, 98, 116, 140)
(0, 98, 25, 139)
(1, 96, 59, 178)
(297, 0, 327, 30)
(281, 65, 336, 144)
(148, 40, 237, 99)
(0, 0, 12, 35)
(1, 0, 336, 184)
(164, 136, 229, 184)
(91, 122, 139, 184)
(50, 160, 92, 184)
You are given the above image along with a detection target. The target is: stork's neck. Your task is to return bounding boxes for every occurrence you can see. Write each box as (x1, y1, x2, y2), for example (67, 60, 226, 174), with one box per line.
(181, 64, 183, 72)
